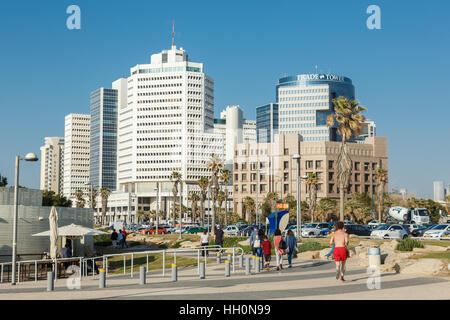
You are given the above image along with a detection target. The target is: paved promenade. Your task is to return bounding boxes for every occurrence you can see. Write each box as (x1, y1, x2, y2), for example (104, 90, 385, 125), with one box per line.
(0, 258, 448, 300)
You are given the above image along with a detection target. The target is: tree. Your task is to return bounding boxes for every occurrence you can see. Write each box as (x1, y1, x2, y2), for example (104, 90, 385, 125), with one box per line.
(188, 193, 200, 223)
(345, 193, 372, 224)
(136, 210, 148, 224)
(170, 171, 182, 225)
(219, 169, 231, 225)
(197, 177, 209, 227)
(305, 173, 320, 223)
(42, 190, 71, 207)
(207, 155, 223, 230)
(87, 188, 98, 211)
(316, 198, 337, 222)
(244, 196, 256, 224)
(75, 189, 85, 208)
(0, 174, 7, 187)
(373, 168, 388, 223)
(100, 187, 111, 225)
(327, 96, 367, 221)
(217, 190, 227, 222)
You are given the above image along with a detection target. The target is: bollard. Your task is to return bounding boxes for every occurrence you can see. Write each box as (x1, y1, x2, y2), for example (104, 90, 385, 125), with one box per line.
(239, 255, 243, 268)
(227, 254, 232, 262)
(256, 257, 261, 273)
(245, 256, 251, 275)
(252, 255, 256, 269)
(225, 260, 230, 277)
(171, 264, 177, 282)
(99, 269, 106, 288)
(46, 272, 54, 291)
(199, 262, 205, 279)
(139, 266, 146, 285)
(216, 252, 221, 264)
(368, 247, 381, 268)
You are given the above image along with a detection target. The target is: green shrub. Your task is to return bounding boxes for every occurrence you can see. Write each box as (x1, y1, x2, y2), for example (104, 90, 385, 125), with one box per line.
(298, 241, 328, 253)
(396, 238, 424, 251)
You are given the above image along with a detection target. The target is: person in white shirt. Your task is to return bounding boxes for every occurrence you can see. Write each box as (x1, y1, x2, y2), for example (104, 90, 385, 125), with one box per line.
(200, 230, 209, 257)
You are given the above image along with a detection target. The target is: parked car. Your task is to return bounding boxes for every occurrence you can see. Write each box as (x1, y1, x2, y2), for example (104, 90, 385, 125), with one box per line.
(301, 223, 330, 237)
(411, 224, 435, 237)
(370, 224, 408, 239)
(423, 224, 450, 239)
(183, 226, 205, 234)
(368, 220, 380, 226)
(240, 226, 254, 236)
(140, 226, 167, 235)
(345, 224, 372, 237)
(222, 225, 240, 236)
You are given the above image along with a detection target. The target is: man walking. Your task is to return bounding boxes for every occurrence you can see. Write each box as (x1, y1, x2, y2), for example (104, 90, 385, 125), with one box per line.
(111, 229, 118, 249)
(214, 226, 224, 250)
(330, 221, 349, 281)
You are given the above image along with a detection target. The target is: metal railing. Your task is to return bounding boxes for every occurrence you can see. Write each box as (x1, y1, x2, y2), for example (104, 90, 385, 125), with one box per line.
(0, 257, 82, 283)
(96, 245, 244, 278)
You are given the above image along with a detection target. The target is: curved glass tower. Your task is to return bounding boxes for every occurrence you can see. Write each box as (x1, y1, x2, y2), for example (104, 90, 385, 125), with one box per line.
(276, 74, 355, 141)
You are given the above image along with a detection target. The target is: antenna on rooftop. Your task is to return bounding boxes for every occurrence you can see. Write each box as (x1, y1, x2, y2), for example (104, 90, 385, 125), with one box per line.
(171, 21, 175, 48)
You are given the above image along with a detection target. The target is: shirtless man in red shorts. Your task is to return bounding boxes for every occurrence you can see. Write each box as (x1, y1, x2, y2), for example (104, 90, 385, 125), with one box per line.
(330, 221, 349, 282)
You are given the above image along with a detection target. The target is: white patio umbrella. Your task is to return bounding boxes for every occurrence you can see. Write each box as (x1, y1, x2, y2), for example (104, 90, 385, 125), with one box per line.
(49, 206, 59, 259)
(33, 224, 109, 257)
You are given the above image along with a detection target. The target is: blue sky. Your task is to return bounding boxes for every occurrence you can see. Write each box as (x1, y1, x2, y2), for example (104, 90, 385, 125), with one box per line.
(0, 0, 449, 198)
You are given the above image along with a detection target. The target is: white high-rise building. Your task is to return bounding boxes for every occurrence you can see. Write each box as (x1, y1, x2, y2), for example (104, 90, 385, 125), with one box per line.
(213, 105, 257, 167)
(434, 181, 445, 202)
(114, 44, 222, 218)
(63, 114, 91, 201)
(40, 137, 64, 194)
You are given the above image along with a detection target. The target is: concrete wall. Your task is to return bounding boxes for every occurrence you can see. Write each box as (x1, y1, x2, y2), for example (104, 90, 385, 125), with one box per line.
(0, 205, 94, 262)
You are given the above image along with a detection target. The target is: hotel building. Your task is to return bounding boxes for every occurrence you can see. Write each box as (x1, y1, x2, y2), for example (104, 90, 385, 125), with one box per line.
(40, 137, 64, 194)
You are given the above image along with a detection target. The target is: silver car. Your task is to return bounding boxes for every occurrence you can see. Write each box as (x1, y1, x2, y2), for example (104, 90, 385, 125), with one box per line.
(370, 224, 408, 239)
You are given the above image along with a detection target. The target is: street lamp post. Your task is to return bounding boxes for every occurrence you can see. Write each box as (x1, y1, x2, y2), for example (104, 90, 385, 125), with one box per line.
(11, 152, 38, 285)
(179, 180, 183, 240)
(293, 154, 301, 241)
(207, 188, 211, 237)
(155, 182, 159, 234)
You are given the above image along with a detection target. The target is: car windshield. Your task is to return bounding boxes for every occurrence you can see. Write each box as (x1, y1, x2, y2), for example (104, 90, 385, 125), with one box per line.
(375, 225, 390, 230)
(305, 223, 318, 228)
(431, 225, 447, 230)
(418, 209, 429, 217)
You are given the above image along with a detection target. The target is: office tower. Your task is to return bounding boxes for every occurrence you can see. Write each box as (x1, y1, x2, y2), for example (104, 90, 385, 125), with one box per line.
(277, 73, 355, 141)
(90, 87, 118, 191)
(243, 119, 257, 144)
(116, 43, 223, 209)
(63, 114, 91, 200)
(40, 137, 64, 194)
(256, 103, 279, 143)
(434, 181, 445, 202)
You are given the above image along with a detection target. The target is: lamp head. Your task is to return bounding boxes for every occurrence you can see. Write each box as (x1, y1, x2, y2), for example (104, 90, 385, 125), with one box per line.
(292, 154, 300, 160)
(23, 152, 38, 161)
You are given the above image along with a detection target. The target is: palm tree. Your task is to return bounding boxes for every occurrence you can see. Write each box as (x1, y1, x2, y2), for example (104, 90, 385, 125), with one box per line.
(244, 196, 256, 224)
(188, 193, 200, 223)
(373, 168, 388, 223)
(219, 169, 231, 225)
(100, 187, 111, 225)
(136, 210, 146, 224)
(207, 155, 223, 230)
(170, 171, 182, 226)
(87, 188, 98, 210)
(197, 177, 209, 227)
(217, 190, 227, 222)
(0, 174, 7, 187)
(327, 96, 367, 221)
(305, 173, 320, 223)
(317, 198, 337, 222)
(75, 189, 85, 208)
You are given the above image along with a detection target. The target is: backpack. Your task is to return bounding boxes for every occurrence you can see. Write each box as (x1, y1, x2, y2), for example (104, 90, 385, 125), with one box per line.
(279, 238, 287, 250)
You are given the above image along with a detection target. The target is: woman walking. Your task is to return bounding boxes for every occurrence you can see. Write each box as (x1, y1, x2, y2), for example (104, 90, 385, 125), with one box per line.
(200, 230, 209, 257)
(273, 229, 286, 271)
(286, 229, 298, 268)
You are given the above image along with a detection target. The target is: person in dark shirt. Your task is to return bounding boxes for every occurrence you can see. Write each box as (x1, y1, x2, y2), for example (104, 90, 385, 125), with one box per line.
(110, 229, 118, 248)
(214, 226, 224, 251)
